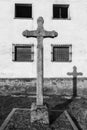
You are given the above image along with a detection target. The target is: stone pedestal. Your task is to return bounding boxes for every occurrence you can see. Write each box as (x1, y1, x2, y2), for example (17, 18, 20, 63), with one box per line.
(30, 103, 49, 124)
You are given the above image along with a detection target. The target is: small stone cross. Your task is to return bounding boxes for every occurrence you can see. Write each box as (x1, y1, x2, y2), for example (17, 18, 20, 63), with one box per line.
(22, 17, 58, 105)
(67, 66, 83, 97)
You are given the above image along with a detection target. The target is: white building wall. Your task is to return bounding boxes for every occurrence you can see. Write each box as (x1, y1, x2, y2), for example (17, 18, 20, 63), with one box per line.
(0, 0, 87, 78)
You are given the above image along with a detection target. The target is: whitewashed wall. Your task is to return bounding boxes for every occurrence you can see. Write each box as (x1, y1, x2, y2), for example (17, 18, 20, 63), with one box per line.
(0, 0, 87, 78)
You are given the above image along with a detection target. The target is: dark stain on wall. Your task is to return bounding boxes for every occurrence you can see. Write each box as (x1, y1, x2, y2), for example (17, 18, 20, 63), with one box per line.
(0, 78, 87, 97)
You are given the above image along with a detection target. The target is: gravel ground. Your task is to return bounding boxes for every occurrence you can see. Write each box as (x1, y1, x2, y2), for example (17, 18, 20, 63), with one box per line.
(4, 109, 73, 130)
(68, 98, 87, 130)
(0, 95, 87, 130)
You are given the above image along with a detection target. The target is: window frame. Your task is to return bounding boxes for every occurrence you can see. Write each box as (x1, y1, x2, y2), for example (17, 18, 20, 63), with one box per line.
(51, 44, 72, 62)
(14, 3, 33, 19)
(12, 44, 34, 62)
(53, 4, 70, 20)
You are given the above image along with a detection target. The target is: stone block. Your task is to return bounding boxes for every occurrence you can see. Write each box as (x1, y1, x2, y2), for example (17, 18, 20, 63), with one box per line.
(30, 103, 49, 124)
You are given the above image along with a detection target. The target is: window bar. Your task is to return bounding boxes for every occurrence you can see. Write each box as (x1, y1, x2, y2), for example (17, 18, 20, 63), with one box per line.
(69, 45, 72, 61)
(31, 45, 34, 61)
(51, 45, 53, 61)
(59, 8, 61, 18)
(68, 5, 70, 19)
(12, 44, 15, 61)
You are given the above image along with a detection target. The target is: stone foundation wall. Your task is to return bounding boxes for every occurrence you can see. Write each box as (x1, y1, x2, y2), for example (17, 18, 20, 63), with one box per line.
(0, 78, 87, 97)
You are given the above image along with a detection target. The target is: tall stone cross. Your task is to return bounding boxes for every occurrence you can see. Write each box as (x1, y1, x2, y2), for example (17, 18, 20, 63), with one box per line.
(22, 17, 58, 105)
(67, 66, 83, 97)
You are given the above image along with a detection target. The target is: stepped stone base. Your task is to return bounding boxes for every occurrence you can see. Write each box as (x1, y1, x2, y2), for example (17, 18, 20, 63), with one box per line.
(30, 103, 49, 124)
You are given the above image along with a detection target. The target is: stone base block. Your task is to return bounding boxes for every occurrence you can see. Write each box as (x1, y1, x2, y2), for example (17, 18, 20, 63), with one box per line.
(30, 103, 49, 124)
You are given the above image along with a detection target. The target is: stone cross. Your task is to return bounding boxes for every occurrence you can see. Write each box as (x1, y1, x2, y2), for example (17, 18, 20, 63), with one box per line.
(22, 17, 58, 105)
(67, 66, 83, 97)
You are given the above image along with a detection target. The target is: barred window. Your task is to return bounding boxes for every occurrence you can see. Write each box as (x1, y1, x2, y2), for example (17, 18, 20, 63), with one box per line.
(51, 45, 72, 62)
(15, 4, 32, 18)
(12, 44, 34, 62)
(53, 4, 69, 19)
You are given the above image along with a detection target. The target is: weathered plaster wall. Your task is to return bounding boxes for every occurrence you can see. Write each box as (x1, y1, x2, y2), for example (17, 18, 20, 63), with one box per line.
(0, 78, 87, 97)
(0, 0, 87, 78)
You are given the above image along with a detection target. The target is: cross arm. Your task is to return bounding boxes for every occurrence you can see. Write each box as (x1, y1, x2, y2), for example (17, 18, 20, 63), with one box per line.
(67, 72, 83, 77)
(43, 30, 58, 38)
(77, 72, 83, 76)
(22, 30, 37, 38)
(67, 72, 73, 76)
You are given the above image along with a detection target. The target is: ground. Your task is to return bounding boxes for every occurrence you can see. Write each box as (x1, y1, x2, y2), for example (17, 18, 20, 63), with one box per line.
(0, 95, 87, 130)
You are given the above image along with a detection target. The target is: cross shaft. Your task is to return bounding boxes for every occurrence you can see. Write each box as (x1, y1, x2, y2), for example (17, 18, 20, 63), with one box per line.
(22, 17, 58, 106)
